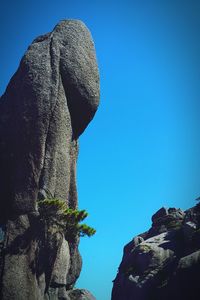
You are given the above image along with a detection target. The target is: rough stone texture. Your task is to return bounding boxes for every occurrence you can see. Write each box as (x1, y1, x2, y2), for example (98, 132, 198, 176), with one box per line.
(66, 240, 82, 289)
(0, 19, 99, 300)
(112, 204, 200, 300)
(66, 289, 96, 300)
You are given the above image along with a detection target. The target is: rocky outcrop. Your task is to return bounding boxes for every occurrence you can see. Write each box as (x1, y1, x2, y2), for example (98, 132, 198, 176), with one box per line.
(0, 20, 99, 300)
(112, 204, 200, 300)
(66, 289, 96, 300)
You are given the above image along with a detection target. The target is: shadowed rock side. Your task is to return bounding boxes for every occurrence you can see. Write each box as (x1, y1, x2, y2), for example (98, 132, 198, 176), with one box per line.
(112, 204, 200, 300)
(0, 20, 99, 300)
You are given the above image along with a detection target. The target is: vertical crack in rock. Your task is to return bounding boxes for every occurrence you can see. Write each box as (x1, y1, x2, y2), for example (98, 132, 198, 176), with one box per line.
(0, 19, 99, 300)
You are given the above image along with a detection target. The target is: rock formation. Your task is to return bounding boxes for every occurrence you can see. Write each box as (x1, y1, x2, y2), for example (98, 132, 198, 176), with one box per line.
(0, 20, 99, 300)
(112, 204, 200, 300)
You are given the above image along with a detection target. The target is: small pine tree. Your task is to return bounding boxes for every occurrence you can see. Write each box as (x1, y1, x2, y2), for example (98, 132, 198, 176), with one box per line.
(37, 198, 96, 240)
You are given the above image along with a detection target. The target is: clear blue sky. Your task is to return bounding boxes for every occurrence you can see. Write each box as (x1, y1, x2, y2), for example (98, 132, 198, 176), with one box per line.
(1, 1, 200, 299)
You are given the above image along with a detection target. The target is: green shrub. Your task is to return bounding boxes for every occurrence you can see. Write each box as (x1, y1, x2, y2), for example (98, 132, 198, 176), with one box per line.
(38, 198, 96, 240)
(38, 198, 67, 215)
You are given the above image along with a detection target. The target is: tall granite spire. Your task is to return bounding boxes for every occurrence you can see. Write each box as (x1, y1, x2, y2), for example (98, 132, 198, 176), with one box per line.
(0, 20, 99, 300)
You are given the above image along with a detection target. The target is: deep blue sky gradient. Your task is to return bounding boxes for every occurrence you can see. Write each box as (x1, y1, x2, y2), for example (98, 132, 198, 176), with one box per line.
(1, 1, 200, 299)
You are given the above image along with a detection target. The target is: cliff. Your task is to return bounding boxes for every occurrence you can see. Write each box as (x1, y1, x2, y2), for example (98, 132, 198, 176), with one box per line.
(0, 20, 99, 300)
(112, 204, 200, 300)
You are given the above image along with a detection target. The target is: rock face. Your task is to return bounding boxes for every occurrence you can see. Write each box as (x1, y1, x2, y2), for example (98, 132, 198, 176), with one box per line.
(0, 20, 99, 300)
(112, 204, 200, 300)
